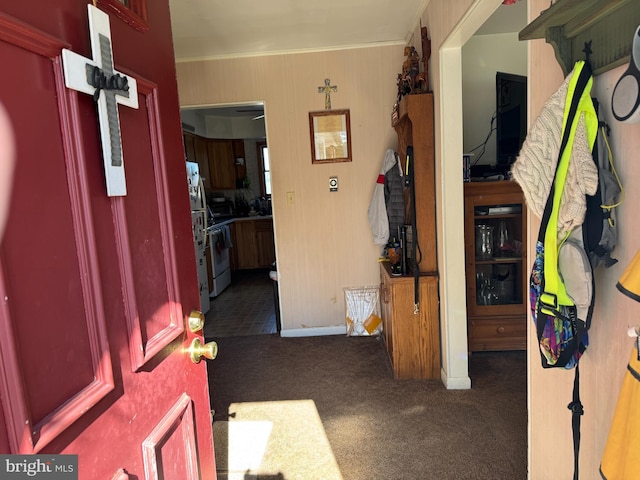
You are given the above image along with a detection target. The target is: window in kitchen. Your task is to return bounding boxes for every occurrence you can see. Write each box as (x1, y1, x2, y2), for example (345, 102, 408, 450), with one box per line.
(257, 142, 271, 197)
(97, 0, 149, 32)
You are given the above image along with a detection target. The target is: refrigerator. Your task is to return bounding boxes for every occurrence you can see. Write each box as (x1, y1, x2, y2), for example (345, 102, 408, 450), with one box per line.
(186, 161, 210, 314)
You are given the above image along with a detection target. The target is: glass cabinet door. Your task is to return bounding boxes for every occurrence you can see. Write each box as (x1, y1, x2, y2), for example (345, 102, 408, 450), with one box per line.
(473, 205, 522, 307)
(464, 184, 527, 317)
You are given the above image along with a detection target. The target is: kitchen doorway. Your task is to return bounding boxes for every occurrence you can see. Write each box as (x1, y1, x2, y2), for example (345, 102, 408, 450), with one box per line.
(180, 103, 280, 339)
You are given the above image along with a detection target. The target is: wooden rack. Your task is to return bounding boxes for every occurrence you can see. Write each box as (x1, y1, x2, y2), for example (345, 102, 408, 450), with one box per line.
(519, 0, 640, 76)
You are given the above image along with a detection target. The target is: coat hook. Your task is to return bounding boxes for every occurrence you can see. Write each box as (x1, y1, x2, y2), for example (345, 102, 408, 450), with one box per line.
(583, 41, 593, 68)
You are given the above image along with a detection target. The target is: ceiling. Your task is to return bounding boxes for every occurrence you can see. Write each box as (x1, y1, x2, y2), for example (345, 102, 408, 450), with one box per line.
(168, 0, 428, 62)
(170, 0, 527, 118)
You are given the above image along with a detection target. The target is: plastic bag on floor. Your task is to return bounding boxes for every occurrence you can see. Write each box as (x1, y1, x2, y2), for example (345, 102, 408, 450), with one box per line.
(344, 286, 382, 336)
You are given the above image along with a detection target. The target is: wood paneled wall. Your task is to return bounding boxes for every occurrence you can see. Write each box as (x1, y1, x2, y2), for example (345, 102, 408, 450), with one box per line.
(176, 46, 401, 331)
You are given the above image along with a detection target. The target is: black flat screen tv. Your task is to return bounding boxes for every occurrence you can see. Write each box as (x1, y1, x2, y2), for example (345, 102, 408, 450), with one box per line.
(496, 72, 527, 167)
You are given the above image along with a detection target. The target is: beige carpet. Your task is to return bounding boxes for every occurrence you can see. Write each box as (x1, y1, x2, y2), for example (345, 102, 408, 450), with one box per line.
(214, 399, 343, 480)
(207, 334, 527, 479)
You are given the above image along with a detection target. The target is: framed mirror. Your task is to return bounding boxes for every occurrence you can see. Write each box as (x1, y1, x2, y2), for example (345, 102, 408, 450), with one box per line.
(309, 109, 352, 164)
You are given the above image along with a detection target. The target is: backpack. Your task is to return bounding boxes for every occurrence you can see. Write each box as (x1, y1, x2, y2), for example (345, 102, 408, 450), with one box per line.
(530, 61, 597, 370)
(582, 98, 623, 271)
(541, 98, 624, 370)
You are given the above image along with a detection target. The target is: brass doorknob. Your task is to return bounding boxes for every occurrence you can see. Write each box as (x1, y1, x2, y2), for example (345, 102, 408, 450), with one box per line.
(188, 310, 205, 333)
(187, 338, 218, 364)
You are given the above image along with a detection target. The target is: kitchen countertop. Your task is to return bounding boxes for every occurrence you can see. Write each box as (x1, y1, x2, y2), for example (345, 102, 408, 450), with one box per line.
(207, 215, 272, 232)
(233, 215, 272, 222)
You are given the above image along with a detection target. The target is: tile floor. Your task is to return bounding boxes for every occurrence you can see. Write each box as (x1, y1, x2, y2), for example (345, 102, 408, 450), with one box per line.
(203, 268, 278, 339)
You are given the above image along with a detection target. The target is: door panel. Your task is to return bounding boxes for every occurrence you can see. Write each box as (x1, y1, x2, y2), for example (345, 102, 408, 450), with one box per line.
(0, 16, 114, 453)
(115, 76, 184, 370)
(0, 4, 215, 478)
(142, 393, 199, 480)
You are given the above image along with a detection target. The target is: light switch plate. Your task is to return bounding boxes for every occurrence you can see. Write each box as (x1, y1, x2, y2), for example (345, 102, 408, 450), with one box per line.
(329, 176, 338, 192)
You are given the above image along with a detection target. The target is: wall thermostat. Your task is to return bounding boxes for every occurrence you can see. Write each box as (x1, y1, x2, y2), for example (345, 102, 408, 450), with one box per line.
(329, 176, 338, 192)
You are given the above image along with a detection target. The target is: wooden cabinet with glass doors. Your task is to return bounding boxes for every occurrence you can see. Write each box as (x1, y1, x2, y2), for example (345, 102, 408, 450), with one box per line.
(464, 181, 527, 352)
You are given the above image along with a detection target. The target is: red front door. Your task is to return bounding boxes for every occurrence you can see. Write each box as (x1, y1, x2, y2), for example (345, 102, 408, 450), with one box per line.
(0, 2, 215, 478)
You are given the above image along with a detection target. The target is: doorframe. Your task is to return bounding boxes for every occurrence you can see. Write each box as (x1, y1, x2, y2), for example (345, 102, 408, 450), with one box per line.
(179, 102, 280, 334)
(437, 0, 506, 389)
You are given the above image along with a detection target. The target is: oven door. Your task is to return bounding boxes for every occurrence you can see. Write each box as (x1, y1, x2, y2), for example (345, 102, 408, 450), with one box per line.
(209, 227, 231, 297)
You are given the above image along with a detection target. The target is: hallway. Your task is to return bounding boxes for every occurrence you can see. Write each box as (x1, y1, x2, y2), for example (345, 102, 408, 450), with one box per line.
(204, 269, 278, 339)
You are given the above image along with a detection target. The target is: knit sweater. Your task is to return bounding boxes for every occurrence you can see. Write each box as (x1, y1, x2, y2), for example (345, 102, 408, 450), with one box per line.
(511, 68, 598, 241)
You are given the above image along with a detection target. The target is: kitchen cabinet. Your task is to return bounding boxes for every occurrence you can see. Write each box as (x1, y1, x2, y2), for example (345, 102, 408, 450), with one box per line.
(232, 139, 247, 188)
(234, 218, 275, 269)
(380, 263, 440, 380)
(208, 139, 235, 190)
(183, 132, 211, 190)
(464, 181, 527, 352)
(255, 219, 276, 267)
(377, 93, 440, 379)
(229, 222, 238, 270)
(182, 133, 244, 191)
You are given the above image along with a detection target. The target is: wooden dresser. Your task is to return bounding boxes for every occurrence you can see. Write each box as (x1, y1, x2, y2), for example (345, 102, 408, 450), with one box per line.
(380, 263, 440, 379)
(378, 93, 440, 379)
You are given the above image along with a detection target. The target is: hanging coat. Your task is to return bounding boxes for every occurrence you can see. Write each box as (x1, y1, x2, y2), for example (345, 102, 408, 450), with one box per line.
(385, 151, 405, 242)
(599, 344, 640, 479)
(368, 149, 403, 246)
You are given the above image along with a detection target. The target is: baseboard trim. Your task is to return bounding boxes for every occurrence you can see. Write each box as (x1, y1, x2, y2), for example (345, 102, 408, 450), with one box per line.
(280, 325, 347, 337)
(441, 367, 471, 390)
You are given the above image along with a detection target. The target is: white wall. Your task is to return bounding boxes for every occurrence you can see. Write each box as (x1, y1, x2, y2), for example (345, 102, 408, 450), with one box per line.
(180, 109, 267, 139)
(206, 115, 266, 139)
(180, 109, 207, 136)
(462, 32, 527, 165)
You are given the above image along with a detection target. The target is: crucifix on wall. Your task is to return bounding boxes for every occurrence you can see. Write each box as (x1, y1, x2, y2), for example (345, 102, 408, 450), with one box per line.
(62, 4, 139, 197)
(318, 78, 337, 110)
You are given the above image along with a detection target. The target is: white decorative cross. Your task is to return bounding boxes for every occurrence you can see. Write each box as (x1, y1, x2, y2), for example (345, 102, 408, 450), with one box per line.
(62, 4, 138, 197)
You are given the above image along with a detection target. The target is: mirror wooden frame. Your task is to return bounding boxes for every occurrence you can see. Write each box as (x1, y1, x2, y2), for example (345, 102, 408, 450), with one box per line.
(309, 109, 352, 164)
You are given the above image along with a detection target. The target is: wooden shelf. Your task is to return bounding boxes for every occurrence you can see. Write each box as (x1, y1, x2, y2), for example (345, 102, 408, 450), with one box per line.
(519, 0, 640, 76)
(392, 94, 437, 274)
(379, 93, 440, 379)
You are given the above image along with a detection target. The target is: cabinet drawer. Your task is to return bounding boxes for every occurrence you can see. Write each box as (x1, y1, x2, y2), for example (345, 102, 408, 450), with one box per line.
(469, 316, 526, 352)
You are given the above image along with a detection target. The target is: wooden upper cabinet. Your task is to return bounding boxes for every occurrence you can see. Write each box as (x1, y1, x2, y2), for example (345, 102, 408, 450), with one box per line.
(183, 132, 212, 191)
(232, 139, 246, 187)
(183, 133, 195, 162)
(183, 133, 241, 191)
(208, 139, 235, 190)
(194, 136, 211, 190)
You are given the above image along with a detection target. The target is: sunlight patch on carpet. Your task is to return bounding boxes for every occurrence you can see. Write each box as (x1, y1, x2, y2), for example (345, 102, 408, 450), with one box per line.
(214, 399, 343, 480)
